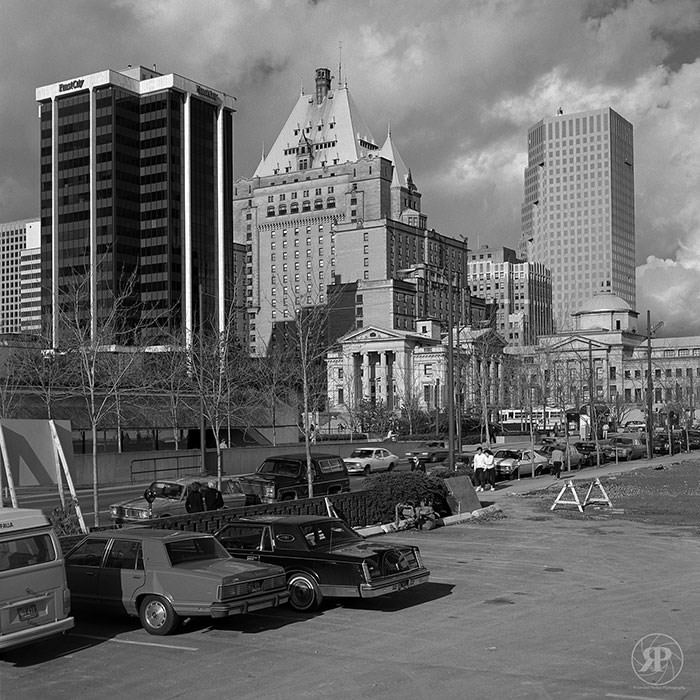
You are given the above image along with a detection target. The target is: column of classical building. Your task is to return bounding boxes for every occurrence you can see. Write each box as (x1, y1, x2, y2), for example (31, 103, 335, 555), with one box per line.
(362, 352, 371, 400)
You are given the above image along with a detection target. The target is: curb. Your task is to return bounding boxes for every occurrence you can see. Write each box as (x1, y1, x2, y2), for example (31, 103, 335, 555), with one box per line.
(357, 503, 503, 537)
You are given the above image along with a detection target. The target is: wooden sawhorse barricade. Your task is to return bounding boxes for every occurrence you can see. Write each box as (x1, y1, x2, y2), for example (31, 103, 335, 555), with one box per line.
(551, 478, 612, 513)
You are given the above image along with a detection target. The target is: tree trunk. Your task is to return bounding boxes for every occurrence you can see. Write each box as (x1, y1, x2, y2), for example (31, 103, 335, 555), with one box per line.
(92, 423, 99, 528)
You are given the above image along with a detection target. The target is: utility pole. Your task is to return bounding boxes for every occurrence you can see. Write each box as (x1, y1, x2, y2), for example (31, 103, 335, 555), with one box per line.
(588, 340, 595, 441)
(447, 268, 455, 467)
(646, 310, 654, 458)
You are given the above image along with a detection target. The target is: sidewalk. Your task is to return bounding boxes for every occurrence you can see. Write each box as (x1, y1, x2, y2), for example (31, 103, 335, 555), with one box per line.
(482, 451, 697, 500)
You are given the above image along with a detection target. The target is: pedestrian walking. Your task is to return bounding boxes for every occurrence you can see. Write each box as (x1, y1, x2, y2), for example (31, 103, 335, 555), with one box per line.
(473, 446, 486, 492)
(204, 481, 224, 510)
(551, 446, 564, 479)
(483, 449, 496, 491)
(185, 481, 205, 513)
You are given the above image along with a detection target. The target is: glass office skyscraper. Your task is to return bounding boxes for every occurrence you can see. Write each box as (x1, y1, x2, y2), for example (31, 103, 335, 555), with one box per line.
(520, 108, 635, 330)
(36, 66, 236, 345)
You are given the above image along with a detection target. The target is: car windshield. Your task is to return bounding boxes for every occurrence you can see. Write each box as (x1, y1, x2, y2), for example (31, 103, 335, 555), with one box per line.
(257, 460, 301, 477)
(148, 482, 183, 500)
(299, 521, 361, 550)
(495, 451, 518, 459)
(350, 449, 373, 458)
(165, 536, 230, 565)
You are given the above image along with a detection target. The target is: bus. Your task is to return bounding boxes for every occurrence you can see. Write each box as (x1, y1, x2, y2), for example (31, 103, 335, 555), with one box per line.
(498, 407, 566, 434)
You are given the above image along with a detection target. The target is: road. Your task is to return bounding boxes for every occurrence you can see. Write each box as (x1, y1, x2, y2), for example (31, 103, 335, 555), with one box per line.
(2, 495, 698, 699)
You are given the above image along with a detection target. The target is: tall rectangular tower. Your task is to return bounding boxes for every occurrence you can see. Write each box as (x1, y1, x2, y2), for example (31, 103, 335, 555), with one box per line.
(0, 218, 40, 335)
(520, 108, 635, 330)
(36, 66, 236, 346)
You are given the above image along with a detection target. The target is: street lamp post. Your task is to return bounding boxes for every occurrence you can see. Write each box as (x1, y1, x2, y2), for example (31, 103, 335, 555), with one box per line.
(646, 310, 664, 459)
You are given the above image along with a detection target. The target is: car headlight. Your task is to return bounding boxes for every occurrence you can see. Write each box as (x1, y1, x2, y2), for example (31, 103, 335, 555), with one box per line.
(137, 510, 150, 519)
(263, 483, 275, 498)
(110, 506, 122, 517)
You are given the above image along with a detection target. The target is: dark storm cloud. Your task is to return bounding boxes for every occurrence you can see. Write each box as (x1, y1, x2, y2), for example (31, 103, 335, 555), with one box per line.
(1, 0, 699, 331)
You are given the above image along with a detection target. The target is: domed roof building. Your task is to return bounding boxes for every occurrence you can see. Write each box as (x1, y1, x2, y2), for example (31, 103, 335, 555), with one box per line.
(572, 291, 639, 333)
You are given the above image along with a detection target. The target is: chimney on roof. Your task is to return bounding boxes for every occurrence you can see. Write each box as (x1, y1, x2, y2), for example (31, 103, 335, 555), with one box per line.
(315, 67, 331, 105)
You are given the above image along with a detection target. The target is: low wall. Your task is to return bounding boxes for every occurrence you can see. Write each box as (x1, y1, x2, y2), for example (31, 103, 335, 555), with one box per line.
(69, 441, 407, 487)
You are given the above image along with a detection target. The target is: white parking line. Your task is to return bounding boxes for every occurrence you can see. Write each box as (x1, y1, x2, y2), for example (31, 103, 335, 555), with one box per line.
(70, 633, 198, 651)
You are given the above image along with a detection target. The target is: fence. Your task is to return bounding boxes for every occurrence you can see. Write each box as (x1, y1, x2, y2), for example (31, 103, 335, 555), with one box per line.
(129, 454, 203, 483)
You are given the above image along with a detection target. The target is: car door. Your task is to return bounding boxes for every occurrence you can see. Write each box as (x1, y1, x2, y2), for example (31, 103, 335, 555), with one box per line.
(375, 449, 389, 471)
(99, 539, 146, 612)
(65, 538, 110, 606)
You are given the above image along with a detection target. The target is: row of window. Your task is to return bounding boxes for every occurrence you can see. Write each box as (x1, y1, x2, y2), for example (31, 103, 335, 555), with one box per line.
(266, 198, 335, 217)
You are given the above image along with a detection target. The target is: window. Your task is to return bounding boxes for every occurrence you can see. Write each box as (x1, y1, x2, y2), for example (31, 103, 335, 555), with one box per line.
(0, 533, 56, 572)
(105, 540, 143, 570)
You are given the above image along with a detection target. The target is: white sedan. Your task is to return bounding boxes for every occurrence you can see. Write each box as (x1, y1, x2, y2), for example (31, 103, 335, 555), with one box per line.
(493, 449, 549, 479)
(344, 448, 400, 475)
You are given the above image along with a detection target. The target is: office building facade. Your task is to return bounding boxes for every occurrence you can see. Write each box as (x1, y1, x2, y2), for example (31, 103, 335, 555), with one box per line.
(467, 245, 552, 345)
(520, 108, 635, 331)
(36, 66, 237, 346)
(0, 219, 40, 335)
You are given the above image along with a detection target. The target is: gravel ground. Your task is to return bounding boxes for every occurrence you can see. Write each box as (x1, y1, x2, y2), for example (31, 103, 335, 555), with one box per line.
(522, 458, 700, 527)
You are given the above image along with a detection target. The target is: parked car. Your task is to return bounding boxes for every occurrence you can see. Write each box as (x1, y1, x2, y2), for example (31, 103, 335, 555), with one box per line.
(604, 436, 647, 460)
(573, 441, 608, 467)
(0, 508, 74, 651)
(236, 453, 350, 503)
(344, 448, 400, 475)
(652, 434, 683, 455)
(215, 515, 430, 612)
(64, 529, 288, 635)
(537, 443, 583, 470)
(406, 441, 449, 471)
(109, 476, 247, 524)
(492, 449, 549, 479)
(624, 420, 647, 432)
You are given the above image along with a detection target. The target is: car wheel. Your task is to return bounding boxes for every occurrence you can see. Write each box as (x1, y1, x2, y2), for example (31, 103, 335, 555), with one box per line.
(626, 452, 632, 461)
(281, 492, 297, 501)
(287, 573, 323, 612)
(509, 471, 518, 481)
(387, 463, 395, 471)
(535, 466, 543, 477)
(364, 465, 371, 476)
(139, 595, 180, 636)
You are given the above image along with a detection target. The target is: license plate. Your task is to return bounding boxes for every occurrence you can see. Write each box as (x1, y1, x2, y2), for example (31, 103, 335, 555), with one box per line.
(18, 604, 38, 621)
(396, 579, 411, 591)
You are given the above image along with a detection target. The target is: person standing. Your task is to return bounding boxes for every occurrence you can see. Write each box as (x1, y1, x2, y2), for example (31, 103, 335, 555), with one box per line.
(204, 481, 224, 510)
(185, 481, 205, 513)
(483, 449, 496, 491)
(473, 447, 485, 492)
(551, 446, 564, 479)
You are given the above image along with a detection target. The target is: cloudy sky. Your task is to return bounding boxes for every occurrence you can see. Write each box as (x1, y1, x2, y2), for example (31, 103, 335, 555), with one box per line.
(1, 0, 699, 336)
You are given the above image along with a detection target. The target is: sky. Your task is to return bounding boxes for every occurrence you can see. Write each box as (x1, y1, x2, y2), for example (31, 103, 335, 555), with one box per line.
(1, 0, 699, 336)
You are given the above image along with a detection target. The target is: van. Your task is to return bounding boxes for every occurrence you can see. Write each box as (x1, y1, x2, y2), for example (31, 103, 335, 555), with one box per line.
(0, 509, 74, 651)
(236, 453, 350, 503)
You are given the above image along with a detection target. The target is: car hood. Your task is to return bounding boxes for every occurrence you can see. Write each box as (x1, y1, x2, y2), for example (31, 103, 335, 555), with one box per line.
(111, 496, 174, 511)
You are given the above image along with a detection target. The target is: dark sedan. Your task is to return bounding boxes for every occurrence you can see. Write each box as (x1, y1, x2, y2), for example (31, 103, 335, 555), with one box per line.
(215, 515, 430, 612)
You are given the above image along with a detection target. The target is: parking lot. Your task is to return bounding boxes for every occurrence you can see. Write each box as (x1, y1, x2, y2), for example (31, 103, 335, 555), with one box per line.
(3, 488, 699, 699)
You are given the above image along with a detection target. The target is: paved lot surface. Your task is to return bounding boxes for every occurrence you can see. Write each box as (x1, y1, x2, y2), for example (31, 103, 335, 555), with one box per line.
(3, 468, 700, 700)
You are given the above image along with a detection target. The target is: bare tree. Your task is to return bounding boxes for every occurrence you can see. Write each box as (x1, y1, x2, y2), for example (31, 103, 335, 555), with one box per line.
(0, 347, 24, 419)
(56, 267, 148, 528)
